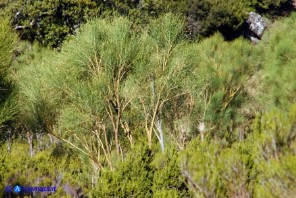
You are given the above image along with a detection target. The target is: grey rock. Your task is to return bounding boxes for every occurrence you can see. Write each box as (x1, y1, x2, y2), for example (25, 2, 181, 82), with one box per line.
(250, 36, 260, 44)
(293, 0, 296, 9)
(246, 12, 266, 38)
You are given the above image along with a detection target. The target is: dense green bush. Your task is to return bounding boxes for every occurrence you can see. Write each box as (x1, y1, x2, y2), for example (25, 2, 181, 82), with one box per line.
(181, 138, 252, 197)
(260, 13, 296, 109)
(92, 145, 189, 197)
(185, 34, 261, 140)
(11, 0, 103, 47)
(251, 105, 296, 197)
(151, 146, 189, 197)
(93, 146, 154, 197)
(0, 141, 92, 197)
(181, 104, 296, 197)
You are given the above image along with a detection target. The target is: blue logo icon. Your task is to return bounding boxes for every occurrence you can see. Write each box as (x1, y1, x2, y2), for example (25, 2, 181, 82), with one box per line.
(13, 185, 21, 193)
(4, 186, 12, 192)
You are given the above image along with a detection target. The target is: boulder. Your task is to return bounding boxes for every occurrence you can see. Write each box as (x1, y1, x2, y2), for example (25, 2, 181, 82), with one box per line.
(246, 12, 266, 38)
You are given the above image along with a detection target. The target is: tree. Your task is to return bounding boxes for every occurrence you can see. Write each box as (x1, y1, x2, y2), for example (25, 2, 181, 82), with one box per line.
(12, 0, 103, 48)
(252, 0, 290, 10)
(126, 14, 191, 152)
(0, 17, 17, 149)
(14, 46, 61, 156)
(187, 0, 251, 38)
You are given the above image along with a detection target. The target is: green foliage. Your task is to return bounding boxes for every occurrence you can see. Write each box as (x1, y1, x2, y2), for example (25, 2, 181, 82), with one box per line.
(4, 0, 293, 48)
(260, 13, 296, 109)
(252, 0, 289, 10)
(0, 18, 16, 88)
(151, 146, 189, 197)
(251, 105, 296, 197)
(184, 33, 261, 141)
(187, 0, 251, 37)
(0, 140, 92, 197)
(181, 138, 251, 197)
(15, 48, 61, 130)
(181, 104, 296, 197)
(5, 9, 296, 198)
(0, 17, 17, 129)
(92, 145, 189, 197)
(12, 0, 103, 47)
(93, 145, 153, 197)
(15, 13, 261, 162)
(0, 0, 19, 18)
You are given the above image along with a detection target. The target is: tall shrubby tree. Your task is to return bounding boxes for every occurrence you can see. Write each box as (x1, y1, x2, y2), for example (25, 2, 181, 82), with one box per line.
(58, 17, 143, 164)
(16, 17, 146, 169)
(0, 17, 17, 135)
(183, 34, 261, 142)
(16, 14, 193, 168)
(126, 14, 191, 152)
(15, 47, 62, 156)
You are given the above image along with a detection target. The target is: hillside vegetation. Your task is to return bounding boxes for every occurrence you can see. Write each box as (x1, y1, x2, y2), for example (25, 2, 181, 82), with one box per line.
(0, 0, 293, 47)
(0, 1, 296, 198)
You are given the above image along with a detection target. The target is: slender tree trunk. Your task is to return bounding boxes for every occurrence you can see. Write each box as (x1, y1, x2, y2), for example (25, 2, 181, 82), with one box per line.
(155, 117, 165, 153)
(149, 78, 165, 151)
(198, 122, 205, 141)
(7, 129, 12, 153)
(120, 120, 133, 147)
(91, 161, 100, 189)
(27, 131, 34, 157)
(114, 69, 122, 155)
(47, 133, 53, 148)
(36, 132, 43, 151)
(115, 128, 120, 155)
(7, 139, 11, 153)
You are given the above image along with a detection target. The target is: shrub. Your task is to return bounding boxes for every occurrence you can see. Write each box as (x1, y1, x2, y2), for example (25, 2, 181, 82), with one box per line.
(0, 141, 91, 197)
(260, 13, 296, 109)
(92, 144, 190, 197)
(251, 105, 296, 197)
(181, 104, 296, 197)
